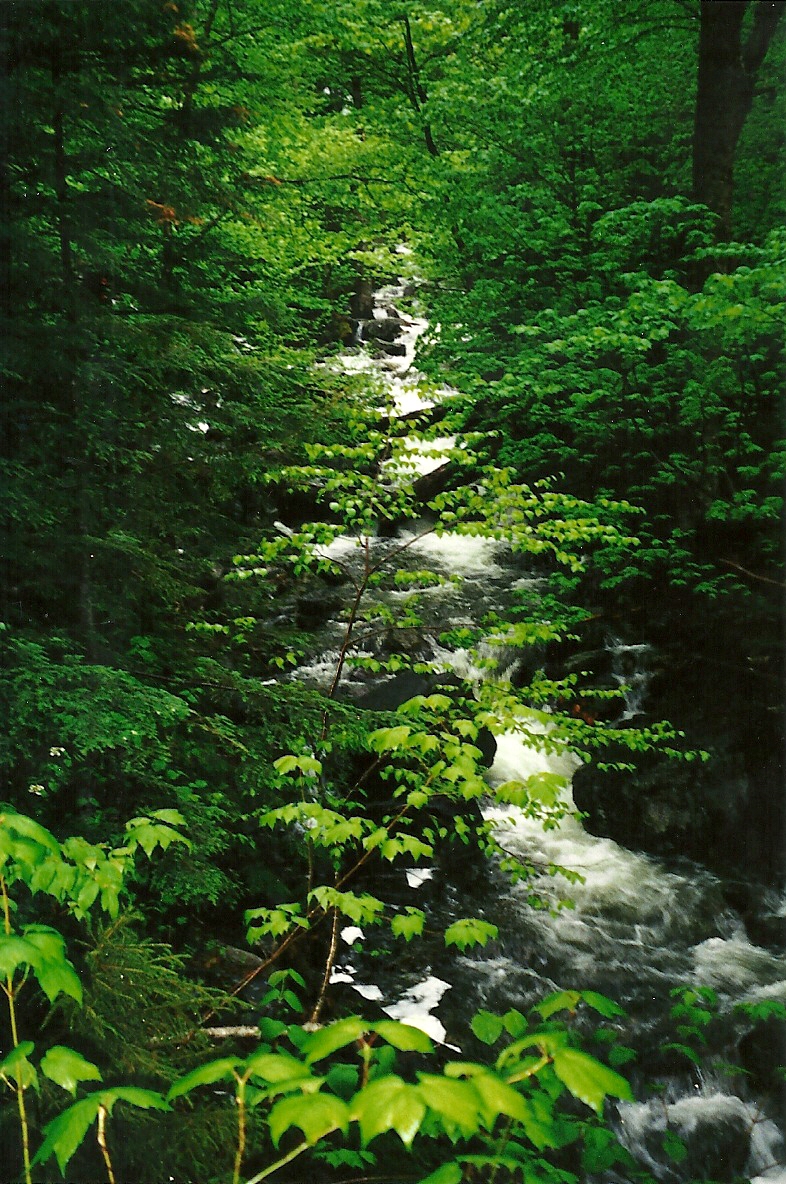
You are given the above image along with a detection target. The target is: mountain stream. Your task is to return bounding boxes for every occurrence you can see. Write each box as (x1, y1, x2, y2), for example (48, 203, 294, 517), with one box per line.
(288, 272, 786, 1182)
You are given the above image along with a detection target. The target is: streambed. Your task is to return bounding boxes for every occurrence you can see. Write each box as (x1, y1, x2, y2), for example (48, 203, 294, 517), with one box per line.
(288, 274, 786, 1182)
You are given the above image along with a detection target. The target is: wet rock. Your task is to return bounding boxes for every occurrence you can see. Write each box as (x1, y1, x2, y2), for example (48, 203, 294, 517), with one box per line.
(350, 277, 375, 321)
(621, 1096, 751, 1183)
(376, 340, 407, 357)
(352, 670, 497, 768)
(362, 316, 403, 343)
(295, 587, 344, 628)
(412, 461, 454, 503)
(746, 912, 786, 948)
(679, 1105, 750, 1181)
(739, 1016, 786, 1092)
(354, 670, 431, 710)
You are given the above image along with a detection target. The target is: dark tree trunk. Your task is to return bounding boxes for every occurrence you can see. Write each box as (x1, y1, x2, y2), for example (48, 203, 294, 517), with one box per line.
(400, 14, 439, 158)
(693, 1, 784, 240)
(0, 10, 13, 319)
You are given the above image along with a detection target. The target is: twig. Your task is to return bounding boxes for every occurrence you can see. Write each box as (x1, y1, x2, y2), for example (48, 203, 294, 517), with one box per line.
(244, 1139, 310, 1184)
(96, 1105, 116, 1184)
(308, 905, 340, 1026)
(720, 559, 786, 589)
(201, 1025, 261, 1038)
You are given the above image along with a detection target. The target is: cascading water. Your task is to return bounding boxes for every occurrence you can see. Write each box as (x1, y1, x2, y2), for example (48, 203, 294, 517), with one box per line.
(293, 273, 786, 1181)
(607, 636, 654, 722)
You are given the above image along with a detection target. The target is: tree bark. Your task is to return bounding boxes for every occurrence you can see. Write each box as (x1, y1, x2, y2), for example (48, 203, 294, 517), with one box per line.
(693, 0, 784, 239)
(0, 9, 13, 319)
(400, 14, 439, 158)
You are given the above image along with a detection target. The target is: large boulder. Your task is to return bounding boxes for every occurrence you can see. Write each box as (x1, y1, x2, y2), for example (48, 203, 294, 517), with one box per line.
(361, 316, 403, 343)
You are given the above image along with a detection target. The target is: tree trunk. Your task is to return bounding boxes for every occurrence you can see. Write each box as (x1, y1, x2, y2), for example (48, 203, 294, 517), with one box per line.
(0, 10, 13, 319)
(400, 14, 439, 158)
(693, 1, 784, 240)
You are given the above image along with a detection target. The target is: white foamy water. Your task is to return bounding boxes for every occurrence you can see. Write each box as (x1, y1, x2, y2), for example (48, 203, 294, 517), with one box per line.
(389, 378, 438, 417)
(393, 435, 456, 478)
(693, 933, 786, 998)
(406, 867, 434, 889)
(315, 534, 363, 560)
(407, 529, 502, 575)
(617, 1090, 785, 1183)
(382, 974, 454, 1045)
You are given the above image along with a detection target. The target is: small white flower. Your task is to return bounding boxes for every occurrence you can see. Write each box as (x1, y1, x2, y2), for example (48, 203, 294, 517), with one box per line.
(28, 784, 45, 796)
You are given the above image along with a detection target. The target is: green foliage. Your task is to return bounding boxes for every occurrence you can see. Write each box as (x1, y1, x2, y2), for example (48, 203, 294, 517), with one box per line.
(662, 985, 719, 1065)
(34, 1087, 171, 1177)
(156, 995, 634, 1182)
(226, 416, 691, 1011)
(0, 808, 190, 1183)
(1, 1, 783, 1179)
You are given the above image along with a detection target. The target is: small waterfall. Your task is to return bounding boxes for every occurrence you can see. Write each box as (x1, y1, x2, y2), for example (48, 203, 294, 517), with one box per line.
(607, 635, 654, 721)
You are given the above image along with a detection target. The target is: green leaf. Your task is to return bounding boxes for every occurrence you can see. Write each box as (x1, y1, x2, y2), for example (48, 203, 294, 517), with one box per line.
(308, 887, 384, 924)
(1, 811, 60, 853)
(444, 918, 498, 952)
(0, 1042, 38, 1090)
(34, 1096, 102, 1173)
(373, 1020, 433, 1053)
(416, 1074, 484, 1140)
(351, 1075, 427, 1147)
(580, 991, 626, 1018)
(608, 1044, 637, 1067)
(326, 1062, 359, 1100)
(463, 1070, 532, 1130)
(735, 999, 786, 1022)
(471, 1010, 505, 1045)
(41, 1046, 102, 1095)
(502, 1010, 528, 1038)
(244, 1052, 314, 1085)
(417, 1163, 464, 1184)
(268, 1092, 348, 1146)
(535, 990, 582, 1019)
(105, 1086, 170, 1111)
(35, 1082, 170, 1170)
(380, 834, 433, 862)
(274, 754, 323, 777)
(257, 1018, 289, 1043)
(167, 1057, 243, 1101)
(303, 1017, 369, 1064)
(124, 818, 191, 857)
(663, 1129, 688, 1164)
(661, 1041, 701, 1066)
(0, 934, 44, 979)
(391, 909, 425, 942)
(150, 809, 187, 827)
(23, 926, 82, 1003)
(369, 725, 412, 753)
(550, 1047, 633, 1113)
(582, 1125, 630, 1172)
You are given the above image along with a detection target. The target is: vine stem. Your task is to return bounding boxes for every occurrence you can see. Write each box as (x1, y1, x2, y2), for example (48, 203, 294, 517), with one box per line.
(233, 1076, 247, 1184)
(192, 518, 447, 1036)
(308, 904, 340, 1026)
(489, 1056, 551, 1184)
(1, 876, 32, 1184)
(324, 524, 437, 704)
(243, 1138, 310, 1184)
(96, 1105, 116, 1184)
(326, 548, 370, 699)
(487, 1115, 513, 1184)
